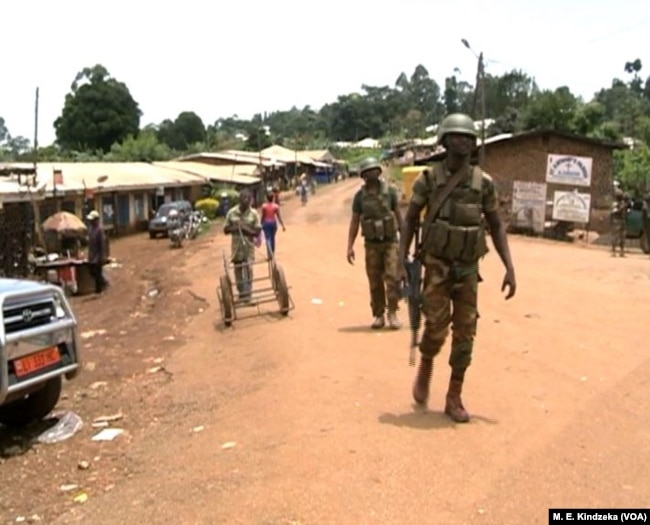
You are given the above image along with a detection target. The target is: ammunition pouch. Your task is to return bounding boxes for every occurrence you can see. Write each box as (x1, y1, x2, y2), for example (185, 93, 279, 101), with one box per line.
(424, 220, 488, 264)
(361, 215, 397, 241)
(450, 202, 482, 226)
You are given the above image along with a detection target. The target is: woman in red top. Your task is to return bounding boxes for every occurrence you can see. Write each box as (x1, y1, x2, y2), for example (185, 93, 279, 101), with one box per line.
(260, 191, 286, 257)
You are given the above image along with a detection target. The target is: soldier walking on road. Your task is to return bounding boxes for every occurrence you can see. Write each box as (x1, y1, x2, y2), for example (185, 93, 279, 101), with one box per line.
(399, 113, 516, 423)
(347, 157, 403, 330)
(610, 188, 627, 257)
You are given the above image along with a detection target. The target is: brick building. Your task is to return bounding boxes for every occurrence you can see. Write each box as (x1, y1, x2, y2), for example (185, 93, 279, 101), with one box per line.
(417, 130, 627, 234)
(482, 131, 626, 233)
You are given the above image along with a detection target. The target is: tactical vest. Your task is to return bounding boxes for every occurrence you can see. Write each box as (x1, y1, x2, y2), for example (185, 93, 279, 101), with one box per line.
(359, 182, 397, 242)
(422, 162, 489, 264)
(610, 202, 625, 221)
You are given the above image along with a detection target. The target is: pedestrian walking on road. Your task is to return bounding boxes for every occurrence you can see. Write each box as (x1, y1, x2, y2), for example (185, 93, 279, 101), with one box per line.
(347, 157, 403, 330)
(224, 190, 262, 303)
(260, 190, 286, 258)
(399, 113, 517, 423)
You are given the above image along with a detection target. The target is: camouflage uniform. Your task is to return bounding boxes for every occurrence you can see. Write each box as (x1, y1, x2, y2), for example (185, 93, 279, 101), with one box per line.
(353, 180, 401, 324)
(405, 112, 513, 424)
(410, 162, 498, 368)
(610, 190, 627, 256)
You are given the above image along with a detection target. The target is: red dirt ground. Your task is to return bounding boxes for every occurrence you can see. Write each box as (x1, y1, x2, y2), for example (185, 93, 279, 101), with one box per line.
(1, 178, 649, 525)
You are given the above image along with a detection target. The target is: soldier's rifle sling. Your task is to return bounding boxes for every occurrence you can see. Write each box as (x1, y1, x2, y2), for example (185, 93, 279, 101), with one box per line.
(417, 165, 472, 258)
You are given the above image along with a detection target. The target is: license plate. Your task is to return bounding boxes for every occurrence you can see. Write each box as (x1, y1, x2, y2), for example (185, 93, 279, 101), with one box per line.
(13, 347, 61, 378)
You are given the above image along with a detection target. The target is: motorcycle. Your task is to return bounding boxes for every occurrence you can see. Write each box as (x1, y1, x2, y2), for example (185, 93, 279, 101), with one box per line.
(168, 219, 185, 249)
(185, 211, 202, 240)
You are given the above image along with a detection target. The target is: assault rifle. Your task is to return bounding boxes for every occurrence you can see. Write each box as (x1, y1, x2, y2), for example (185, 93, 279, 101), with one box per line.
(401, 165, 469, 366)
(402, 219, 423, 367)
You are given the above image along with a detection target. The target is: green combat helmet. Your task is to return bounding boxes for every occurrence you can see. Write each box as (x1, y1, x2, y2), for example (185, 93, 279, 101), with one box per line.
(359, 157, 382, 177)
(437, 113, 478, 143)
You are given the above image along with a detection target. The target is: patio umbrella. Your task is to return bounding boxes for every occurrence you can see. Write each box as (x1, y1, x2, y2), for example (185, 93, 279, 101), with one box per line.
(42, 211, 88, 235)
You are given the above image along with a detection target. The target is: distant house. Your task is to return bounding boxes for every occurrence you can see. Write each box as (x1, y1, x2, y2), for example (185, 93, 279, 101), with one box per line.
(177, 151, 282, 169)
(5, 162, 208, 236)
(300, 149, 336, 164)
(156, 161, 263, 205)
(353, 138, 381, 149)
(177, 151, 284, 188)
(260, 145, 332, 181)
(415, 130, 627, 234)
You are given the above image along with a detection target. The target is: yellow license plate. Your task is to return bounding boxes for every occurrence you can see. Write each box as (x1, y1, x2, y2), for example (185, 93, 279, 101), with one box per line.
(13, 347, 61, 377)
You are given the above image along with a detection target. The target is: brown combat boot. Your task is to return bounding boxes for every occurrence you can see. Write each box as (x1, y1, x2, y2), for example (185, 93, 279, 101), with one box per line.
(444, 378, 470, 423)
(412, 357, 433, 405)
(387, 311, 402, 330)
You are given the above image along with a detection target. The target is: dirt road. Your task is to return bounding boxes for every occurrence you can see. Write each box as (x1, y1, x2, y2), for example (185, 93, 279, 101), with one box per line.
(2, 178, 650, 524)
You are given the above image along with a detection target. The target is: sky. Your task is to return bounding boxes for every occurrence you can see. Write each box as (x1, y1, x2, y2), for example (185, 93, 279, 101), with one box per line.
(2, 0, 650, 146)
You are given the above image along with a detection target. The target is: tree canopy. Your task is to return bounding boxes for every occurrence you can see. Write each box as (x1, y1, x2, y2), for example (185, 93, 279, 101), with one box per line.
(3, 58, 650, 191)
(53, 64, 141, 153)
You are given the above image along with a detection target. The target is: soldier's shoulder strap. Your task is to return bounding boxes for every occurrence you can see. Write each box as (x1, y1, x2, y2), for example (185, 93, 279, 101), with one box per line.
(417, 163, 471, 254)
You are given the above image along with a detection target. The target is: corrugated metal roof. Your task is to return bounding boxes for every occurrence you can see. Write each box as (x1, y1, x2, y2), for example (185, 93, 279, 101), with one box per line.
(155, 161, 261, 186)
(178, 152, 284, 167)
(260, 145, 299, 163)
(0, 179, 45, 202)
(33, 162, 207, 193)
(260, 145, 332, 166)
(478, 133, 513, 146)
(300, 149, 334, 162)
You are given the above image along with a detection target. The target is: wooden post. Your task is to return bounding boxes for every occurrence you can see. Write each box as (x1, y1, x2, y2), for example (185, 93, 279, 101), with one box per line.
(31, 86, 45, 249)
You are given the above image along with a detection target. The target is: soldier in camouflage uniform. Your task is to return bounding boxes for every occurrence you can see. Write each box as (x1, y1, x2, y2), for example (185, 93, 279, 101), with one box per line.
(610, 188, 627, 257)
(399, 113, 516, 423)
(347, 158, 403, 329)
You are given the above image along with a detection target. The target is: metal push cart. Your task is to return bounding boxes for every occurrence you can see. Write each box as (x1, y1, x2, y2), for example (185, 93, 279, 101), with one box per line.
(217, 244, 294, 327)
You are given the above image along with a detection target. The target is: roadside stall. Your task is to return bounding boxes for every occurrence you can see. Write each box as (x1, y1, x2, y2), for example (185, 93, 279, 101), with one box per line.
(35, 211, 111, 296)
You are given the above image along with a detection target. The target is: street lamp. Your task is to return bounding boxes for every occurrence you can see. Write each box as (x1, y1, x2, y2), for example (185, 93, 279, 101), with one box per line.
(461, 38, 486, 165)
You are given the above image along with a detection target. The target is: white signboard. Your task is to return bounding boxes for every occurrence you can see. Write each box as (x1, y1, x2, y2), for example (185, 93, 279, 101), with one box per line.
(546, 154, 592, 187)
(512, 180, 547, 233)
(552, 190, 591, 223)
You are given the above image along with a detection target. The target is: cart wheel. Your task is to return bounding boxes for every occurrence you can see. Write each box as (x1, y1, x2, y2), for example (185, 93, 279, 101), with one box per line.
(271, 261, 280, 292)
(274, 264, 290, 316)
(219, 275, 234, 327)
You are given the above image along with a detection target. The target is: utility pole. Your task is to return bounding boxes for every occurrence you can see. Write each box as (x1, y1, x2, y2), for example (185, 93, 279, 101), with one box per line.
(478, 52, 486, 166)
(32, 87, 45, 248)
(462, 39, 487, 166)
(471, 54, 481, 118)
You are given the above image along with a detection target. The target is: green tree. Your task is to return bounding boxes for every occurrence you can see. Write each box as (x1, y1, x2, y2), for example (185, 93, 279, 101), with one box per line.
(157, 111, 206, 150)
(0, 117, 8, 144)
(105, 128, 173, 161)
(613, 144, 650, 193)
(54, 64, 142, 153)
(521, 86, 580, 132)
(443, 74, 473, 115)
(244, 126, 272, 151)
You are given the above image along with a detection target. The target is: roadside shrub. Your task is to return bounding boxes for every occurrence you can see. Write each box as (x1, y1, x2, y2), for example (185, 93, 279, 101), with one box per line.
(195, 198, 219, 219)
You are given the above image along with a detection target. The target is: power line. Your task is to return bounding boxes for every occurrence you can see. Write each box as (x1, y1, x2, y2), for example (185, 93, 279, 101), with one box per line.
(586, 18, 650, 44)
